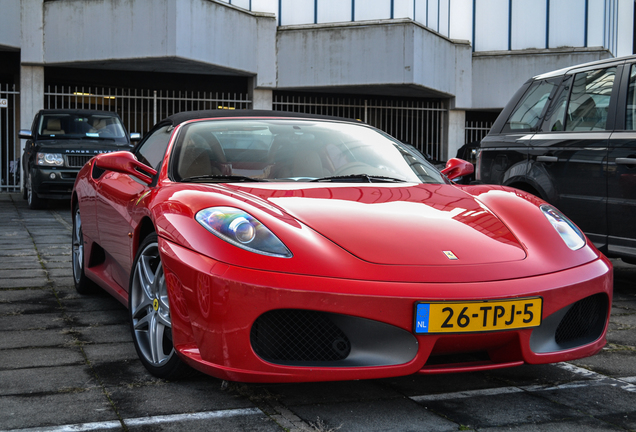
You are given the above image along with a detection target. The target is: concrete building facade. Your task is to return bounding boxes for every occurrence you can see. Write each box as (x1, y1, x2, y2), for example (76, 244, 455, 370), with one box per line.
(0, 0, 633, 190)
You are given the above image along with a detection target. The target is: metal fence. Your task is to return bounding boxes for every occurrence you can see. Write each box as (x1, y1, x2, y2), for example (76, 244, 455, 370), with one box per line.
(44, 86, 252, 137)
(273, 94, 446, 161)
(464, 120, 493, 145)
(1, 86, 448, 193)
(0, 84, 20, 192)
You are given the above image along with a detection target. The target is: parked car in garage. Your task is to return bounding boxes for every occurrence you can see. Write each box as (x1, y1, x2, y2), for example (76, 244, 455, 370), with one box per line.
(20, 109, 139, 209)
(477, 55, 636, 264)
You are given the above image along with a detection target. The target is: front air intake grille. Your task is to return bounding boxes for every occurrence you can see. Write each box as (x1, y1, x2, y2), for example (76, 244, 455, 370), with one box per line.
(251, 309, 351, 364)
(555, 293, 607, 345)
(66, 155, 93, 168)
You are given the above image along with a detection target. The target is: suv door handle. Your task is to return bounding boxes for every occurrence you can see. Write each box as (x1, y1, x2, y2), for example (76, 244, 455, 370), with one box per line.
(616, 158, 636, 165)
(537, 156, 558, 163)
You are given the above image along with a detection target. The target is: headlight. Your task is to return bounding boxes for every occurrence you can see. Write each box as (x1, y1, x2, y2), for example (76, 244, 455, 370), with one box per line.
(540, 204, 585, 250)
(196, 207, 292, 258)
(37, 152, 64, 166)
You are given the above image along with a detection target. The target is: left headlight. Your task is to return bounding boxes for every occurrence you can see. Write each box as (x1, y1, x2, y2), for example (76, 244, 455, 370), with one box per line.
(196, 207, 292, 258)
(540, 204, 585, 250)
(37, 152, 64, 167)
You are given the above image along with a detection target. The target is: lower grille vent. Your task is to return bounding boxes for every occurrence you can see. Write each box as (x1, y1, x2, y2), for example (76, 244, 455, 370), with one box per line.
(555, 293, 607, 345)
(251, 309, 351, 364)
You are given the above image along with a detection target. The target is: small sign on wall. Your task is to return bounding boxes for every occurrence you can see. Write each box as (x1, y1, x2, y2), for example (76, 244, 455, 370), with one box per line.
(0, 99, 7, 108)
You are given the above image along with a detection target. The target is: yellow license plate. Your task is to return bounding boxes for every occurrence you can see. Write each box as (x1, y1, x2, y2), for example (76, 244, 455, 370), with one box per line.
(414, 298, 542, 334)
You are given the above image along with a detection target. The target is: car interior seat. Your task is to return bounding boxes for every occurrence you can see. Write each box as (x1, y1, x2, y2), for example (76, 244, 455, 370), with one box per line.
(42, 118, 65, 135)
(268, 136, 326, 179)
(178, 132, 229, 179)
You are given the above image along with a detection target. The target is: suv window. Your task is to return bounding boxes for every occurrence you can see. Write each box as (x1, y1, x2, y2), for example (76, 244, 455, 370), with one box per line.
(542, 77, 572, 132)
(626, 65, 636, 130)
(501, 79, 557, 133)
(37, 113, 127, 140)
(565, 67, 615, 131)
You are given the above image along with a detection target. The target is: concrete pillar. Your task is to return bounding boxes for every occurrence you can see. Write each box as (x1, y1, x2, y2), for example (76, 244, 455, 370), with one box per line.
(251, 88, 273, 110)
(248, 77, 273, 110)
(19, 65, 44, 194)
(445, 109, 466, 161)
(19, 66, 44, 131)
(20, 0, 45, 130)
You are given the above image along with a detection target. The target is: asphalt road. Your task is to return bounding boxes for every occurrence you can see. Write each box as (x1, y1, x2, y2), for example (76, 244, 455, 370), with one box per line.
(0, 193, 635, 432)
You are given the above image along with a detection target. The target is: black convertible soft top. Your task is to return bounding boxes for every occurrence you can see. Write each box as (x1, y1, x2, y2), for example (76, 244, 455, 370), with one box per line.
(163, 109, 362, 126)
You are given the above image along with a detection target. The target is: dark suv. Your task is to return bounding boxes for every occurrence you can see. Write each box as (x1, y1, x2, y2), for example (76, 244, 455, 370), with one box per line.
(20, 109, 139, 209)
(477, 55, 636, 263)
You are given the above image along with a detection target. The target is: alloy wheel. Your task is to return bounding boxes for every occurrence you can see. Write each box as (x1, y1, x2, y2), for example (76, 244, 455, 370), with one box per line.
(72, 208, 83, 284)
(130, 240, 174, 367)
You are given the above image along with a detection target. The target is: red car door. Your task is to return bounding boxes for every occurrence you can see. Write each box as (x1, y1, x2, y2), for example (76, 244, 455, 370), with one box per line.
(94, 171, 148, 290)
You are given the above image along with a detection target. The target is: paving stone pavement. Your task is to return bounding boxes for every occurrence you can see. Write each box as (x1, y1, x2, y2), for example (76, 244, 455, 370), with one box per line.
(0, 193, 635, 432)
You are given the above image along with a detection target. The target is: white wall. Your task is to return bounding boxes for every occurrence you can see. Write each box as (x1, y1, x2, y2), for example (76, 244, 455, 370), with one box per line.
(281, 0, 314, 25)
(617, 0, 635, 57)
(277, 20, 472, 105)
(394, 0, 414, 19)
(511, 1, 546, 50)
(355, 0, 392, 21)
(449, 0, 472, 42)
(0, 0, 20, 49)
(40, 0, 277, 87)
(472, 49, 614, 110)
(264, 0, 632, 56)
(474, 0, 509, 52)
(549, 0, 586, 49)
(317, 0, 351, 23)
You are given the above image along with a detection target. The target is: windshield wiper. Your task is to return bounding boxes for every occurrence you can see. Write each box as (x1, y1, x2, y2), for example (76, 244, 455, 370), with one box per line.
(310, 174, 406, 183)
(180, 175, 267, 183)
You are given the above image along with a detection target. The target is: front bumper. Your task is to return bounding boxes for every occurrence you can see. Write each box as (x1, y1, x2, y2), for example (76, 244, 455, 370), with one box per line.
(159, 237, 613, 383)
(31, 167, 78, 199)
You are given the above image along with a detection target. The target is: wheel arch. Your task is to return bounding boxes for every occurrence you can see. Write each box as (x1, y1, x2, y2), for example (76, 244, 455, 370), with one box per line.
(135, 216, 156, 258)
(505, 180, 545, 200)
(71, 191, 79, 213)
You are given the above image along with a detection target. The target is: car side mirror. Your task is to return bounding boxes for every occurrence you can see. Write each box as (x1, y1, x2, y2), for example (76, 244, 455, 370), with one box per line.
(130, 132, 141, 141)
(440, 158, 474, 181)
(19, 130, 33, 139)
(94, 151, 157, 184)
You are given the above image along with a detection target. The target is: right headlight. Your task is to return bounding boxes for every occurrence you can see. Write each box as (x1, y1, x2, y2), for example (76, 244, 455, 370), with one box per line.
(540, 204, 585, 250)
(37, 152, 64, 167)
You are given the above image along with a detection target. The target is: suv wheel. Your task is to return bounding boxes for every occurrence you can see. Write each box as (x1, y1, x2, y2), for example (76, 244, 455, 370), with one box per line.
(26, 172, 46, 210)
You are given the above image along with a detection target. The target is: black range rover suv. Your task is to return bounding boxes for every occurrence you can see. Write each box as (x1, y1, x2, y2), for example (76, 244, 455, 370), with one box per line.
(477, 55, 636, 263)
(20, 109, 139, 209)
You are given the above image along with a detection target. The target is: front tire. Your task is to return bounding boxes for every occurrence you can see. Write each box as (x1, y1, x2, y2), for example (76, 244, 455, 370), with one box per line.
(26, 172, 46, 210)
(129, 233, 190, 379)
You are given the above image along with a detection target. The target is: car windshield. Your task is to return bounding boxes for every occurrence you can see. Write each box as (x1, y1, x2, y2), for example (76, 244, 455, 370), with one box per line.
(37, 113, 128, 141)
(172, 118, 445, 184)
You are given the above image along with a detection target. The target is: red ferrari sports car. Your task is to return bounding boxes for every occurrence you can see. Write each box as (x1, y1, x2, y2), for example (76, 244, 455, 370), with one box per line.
(71, 110, 612, 383)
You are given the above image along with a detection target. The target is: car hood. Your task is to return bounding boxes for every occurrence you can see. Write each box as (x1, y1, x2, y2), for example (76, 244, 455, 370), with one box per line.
(230, 183, 526, 266)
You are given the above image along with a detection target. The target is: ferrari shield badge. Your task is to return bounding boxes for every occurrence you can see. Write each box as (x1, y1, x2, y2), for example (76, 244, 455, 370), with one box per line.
(443, 251, 458, 260)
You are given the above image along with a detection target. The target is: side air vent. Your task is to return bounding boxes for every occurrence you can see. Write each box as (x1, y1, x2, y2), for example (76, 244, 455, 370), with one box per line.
(251, 309, 351, 363)
(555, 293, 607, 346)
(530, 293, 608, 353)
